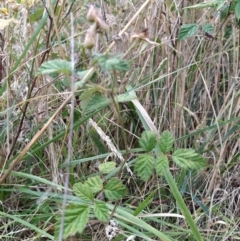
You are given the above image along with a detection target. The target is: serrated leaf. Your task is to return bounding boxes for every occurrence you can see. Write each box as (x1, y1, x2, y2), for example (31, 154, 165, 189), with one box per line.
(178, 24, 199, 41)
(235, 1, 240, 20)
(54, 204, 90, 239)
(94, 200, 109, 222)
(104, 178, 127, 201)
(36, 59, 71, 75)
(84, 93, 110, 114)
(93, 54, 129, 72)
(139, 131, 157, 152)
(202, 23, 214, 34)
(99, 162, 116, 174)
(73, 182, 94, 202)
(156, 155, 169, 176)
(134, 154, 154, 181)
(172, 149, 206, 169)
(85, 176, 103, 194)
(158, 131, 174, 154)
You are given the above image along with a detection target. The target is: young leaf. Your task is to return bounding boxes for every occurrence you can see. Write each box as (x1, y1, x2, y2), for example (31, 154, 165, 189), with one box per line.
(178, 24, 199, 41)
(73, 182, 94, 202)
(85, 176, 103, 194)
(94, 200, 109, 222)
(36, 59, 71, 75)
(134, 154, 154, 181)
(54, 204, 90, 240)
(104, 178, 127, 201)
(139, 131, 157, 152)
(158, 131, 174, 154)
(155, 154, 169, 176)
(172, 149, 206, 169)
(99, 161, 116, 174)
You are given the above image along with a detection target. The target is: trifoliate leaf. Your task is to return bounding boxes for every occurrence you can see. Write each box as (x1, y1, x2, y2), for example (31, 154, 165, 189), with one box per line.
(139, 131, 157, 152)
(85, 176, 103, 194)
(54, 204, 90, 240)
(104, 178, 127, 201)
(172, 149, 206, 169)
(158, 131, 174, 154)
(99, 162, 116, 174)
(134, 154, 154, 181)
(94, 200, 109, 222)
(156, 154, 169, 176)
(73, 182, 94, 202)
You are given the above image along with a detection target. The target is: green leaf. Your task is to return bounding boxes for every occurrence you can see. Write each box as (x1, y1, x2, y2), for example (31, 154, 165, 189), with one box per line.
(84, 93, 110, 114)
(93, 54, 129, 72)
(178, 24, 199, 41)
(80, 88, 101, 112)
(115, 92, 137, 103)
(158, 131, 174, 154)
(104, 178, 127, 201)
(36, 59, 71, 75)
(99, 161, 116, 174)
(156, 154, 169, 176)
(172, 149, 206, 169)
(54, 204, 90, 239)
(134, 154, 154, 181)
(202, 23, 214, 34)
(73, 182, 94, 202)
(94, 200, 109, 222)
(30, 7, 44, 22)
(235, 1, 240, 20)
(139, 131, 157, 152)
(85, 176, 103, 194)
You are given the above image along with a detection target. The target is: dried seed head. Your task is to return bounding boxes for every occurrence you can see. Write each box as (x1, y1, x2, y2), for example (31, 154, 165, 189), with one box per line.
(83, 24, 97, 49)
(86, 5, 108, 31)
(86, 5, 99, 23)
(96, 16, 108, 31)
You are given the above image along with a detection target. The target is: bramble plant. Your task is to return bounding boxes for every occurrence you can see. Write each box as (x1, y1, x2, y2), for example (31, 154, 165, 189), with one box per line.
(53, 129, 206, 240)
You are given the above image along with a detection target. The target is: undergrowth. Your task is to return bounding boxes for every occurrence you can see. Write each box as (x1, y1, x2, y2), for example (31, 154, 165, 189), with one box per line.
(0, 0, 239, 240)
